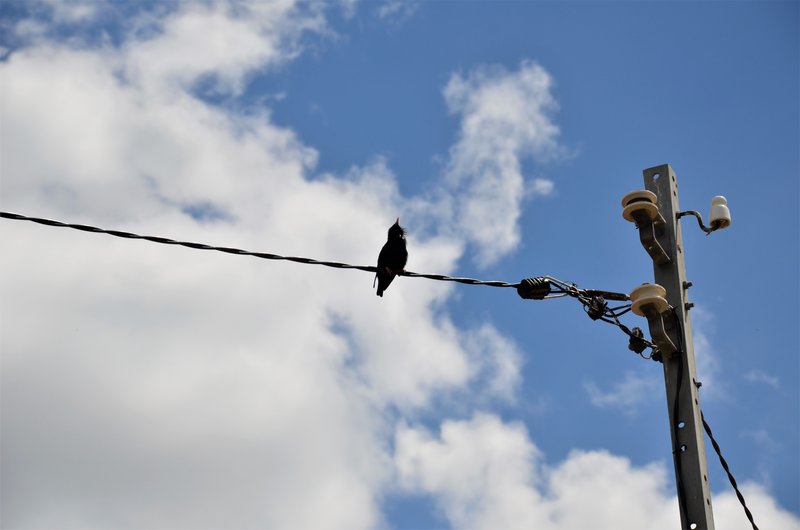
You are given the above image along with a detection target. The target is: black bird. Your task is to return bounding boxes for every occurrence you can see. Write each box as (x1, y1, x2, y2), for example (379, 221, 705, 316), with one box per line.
(374, 218, 408, 297)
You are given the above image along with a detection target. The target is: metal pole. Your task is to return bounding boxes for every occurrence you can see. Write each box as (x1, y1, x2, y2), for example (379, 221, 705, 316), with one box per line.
(643, 164, 715, 529)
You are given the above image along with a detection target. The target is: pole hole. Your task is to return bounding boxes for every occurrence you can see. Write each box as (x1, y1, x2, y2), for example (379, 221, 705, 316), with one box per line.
(680, 445, 687, 452)
(653, 173, 661, 181)
(690, 524, 698, 529)
(678, 421, 686, 429)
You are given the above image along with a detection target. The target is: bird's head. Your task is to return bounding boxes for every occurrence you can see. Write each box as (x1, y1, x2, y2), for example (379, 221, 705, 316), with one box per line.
(388, 218, 405, 239)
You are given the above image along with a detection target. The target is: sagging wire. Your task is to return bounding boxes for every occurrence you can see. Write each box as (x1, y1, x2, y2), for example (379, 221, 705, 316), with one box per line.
(0, 211, 522, 288)
(2, 211, 652, 355)
(0, 212, 608, 297)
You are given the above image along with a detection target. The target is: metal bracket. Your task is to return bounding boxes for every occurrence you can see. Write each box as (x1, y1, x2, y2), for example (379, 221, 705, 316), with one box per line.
(642, 304, 677, 358)
(632, 209, 671, 265)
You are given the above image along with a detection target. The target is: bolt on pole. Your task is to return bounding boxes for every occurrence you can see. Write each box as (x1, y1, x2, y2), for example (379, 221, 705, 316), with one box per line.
(642, 164, 715, 530)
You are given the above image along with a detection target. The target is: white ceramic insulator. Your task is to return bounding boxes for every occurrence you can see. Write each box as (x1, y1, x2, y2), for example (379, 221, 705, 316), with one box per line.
(630, 283, 669, 316)
(709, 195, 731, 229)
(621, 190, 660, 222)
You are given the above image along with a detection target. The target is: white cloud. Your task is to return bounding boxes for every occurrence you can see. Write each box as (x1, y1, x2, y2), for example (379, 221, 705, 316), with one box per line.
(742, 429, 782, 453)
(395, 413, 800, 530)
(584, 370, 661, 415)
(691, 306, 725, 400)
(743, 369, 780, 390)
(395, 413, 546, 528)
(376, 1, 420, 25)
(1, 3, 793, 528)
(124, 1, 326, 97)
(442, 60, 563, 267)
(0, 3, 533, 527)
(463, 323, 523, 403)
(6, 0, 103, 44)
(529, 177, 555, 197)
(40, 0, 102, 24)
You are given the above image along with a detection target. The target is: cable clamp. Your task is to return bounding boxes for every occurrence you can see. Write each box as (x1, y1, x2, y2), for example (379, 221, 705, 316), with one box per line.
(517, 277, 551, 300)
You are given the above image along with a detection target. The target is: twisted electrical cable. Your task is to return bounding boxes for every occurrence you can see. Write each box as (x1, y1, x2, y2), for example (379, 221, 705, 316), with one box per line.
(701, 411, 760, 530)
(1, 211, 523, 287)
(2, 211, 644, 340)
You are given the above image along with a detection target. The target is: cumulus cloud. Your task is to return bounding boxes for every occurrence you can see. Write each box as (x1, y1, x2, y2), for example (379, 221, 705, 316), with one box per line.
(0, 3, 538, 527)
(442, 60, 563, 266)
(395, 414, 800, 530)
(462, 323, 523, 403)
(123, 2, 327, 97)
(0, 8, 410, 530)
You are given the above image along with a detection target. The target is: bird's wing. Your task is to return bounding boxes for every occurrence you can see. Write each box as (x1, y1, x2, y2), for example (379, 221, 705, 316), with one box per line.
(377, 242, 391, 268)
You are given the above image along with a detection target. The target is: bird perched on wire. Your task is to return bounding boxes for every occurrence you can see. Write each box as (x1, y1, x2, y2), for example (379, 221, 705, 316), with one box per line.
(374, 218, 408, 297)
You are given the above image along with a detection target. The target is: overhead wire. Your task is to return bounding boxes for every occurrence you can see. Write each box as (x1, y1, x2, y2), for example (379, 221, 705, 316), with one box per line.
(1, 210, 646, 350)
(0, 211, 518, 287)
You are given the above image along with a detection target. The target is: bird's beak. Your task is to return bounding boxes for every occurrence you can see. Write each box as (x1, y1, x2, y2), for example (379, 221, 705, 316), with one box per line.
(395, 217, 400, 225)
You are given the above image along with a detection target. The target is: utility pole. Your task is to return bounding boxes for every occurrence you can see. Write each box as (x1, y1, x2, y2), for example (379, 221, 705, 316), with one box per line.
(624, 164, 717, 529)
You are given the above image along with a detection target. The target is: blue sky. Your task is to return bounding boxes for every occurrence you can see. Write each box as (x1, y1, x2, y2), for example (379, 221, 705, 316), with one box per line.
(0, 1, 797, 529)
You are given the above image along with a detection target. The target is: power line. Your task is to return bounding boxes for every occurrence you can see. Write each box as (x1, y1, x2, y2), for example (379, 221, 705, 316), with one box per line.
(1, 211, 646, 349)
(0, 211, 516, 286)
(701, 411, 760, 530)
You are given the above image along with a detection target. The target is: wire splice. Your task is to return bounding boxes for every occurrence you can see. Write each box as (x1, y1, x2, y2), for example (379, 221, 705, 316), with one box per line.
(517, 277, 551, 299)
(586, 295, 607, 320)
(627, 327, 649, 354)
